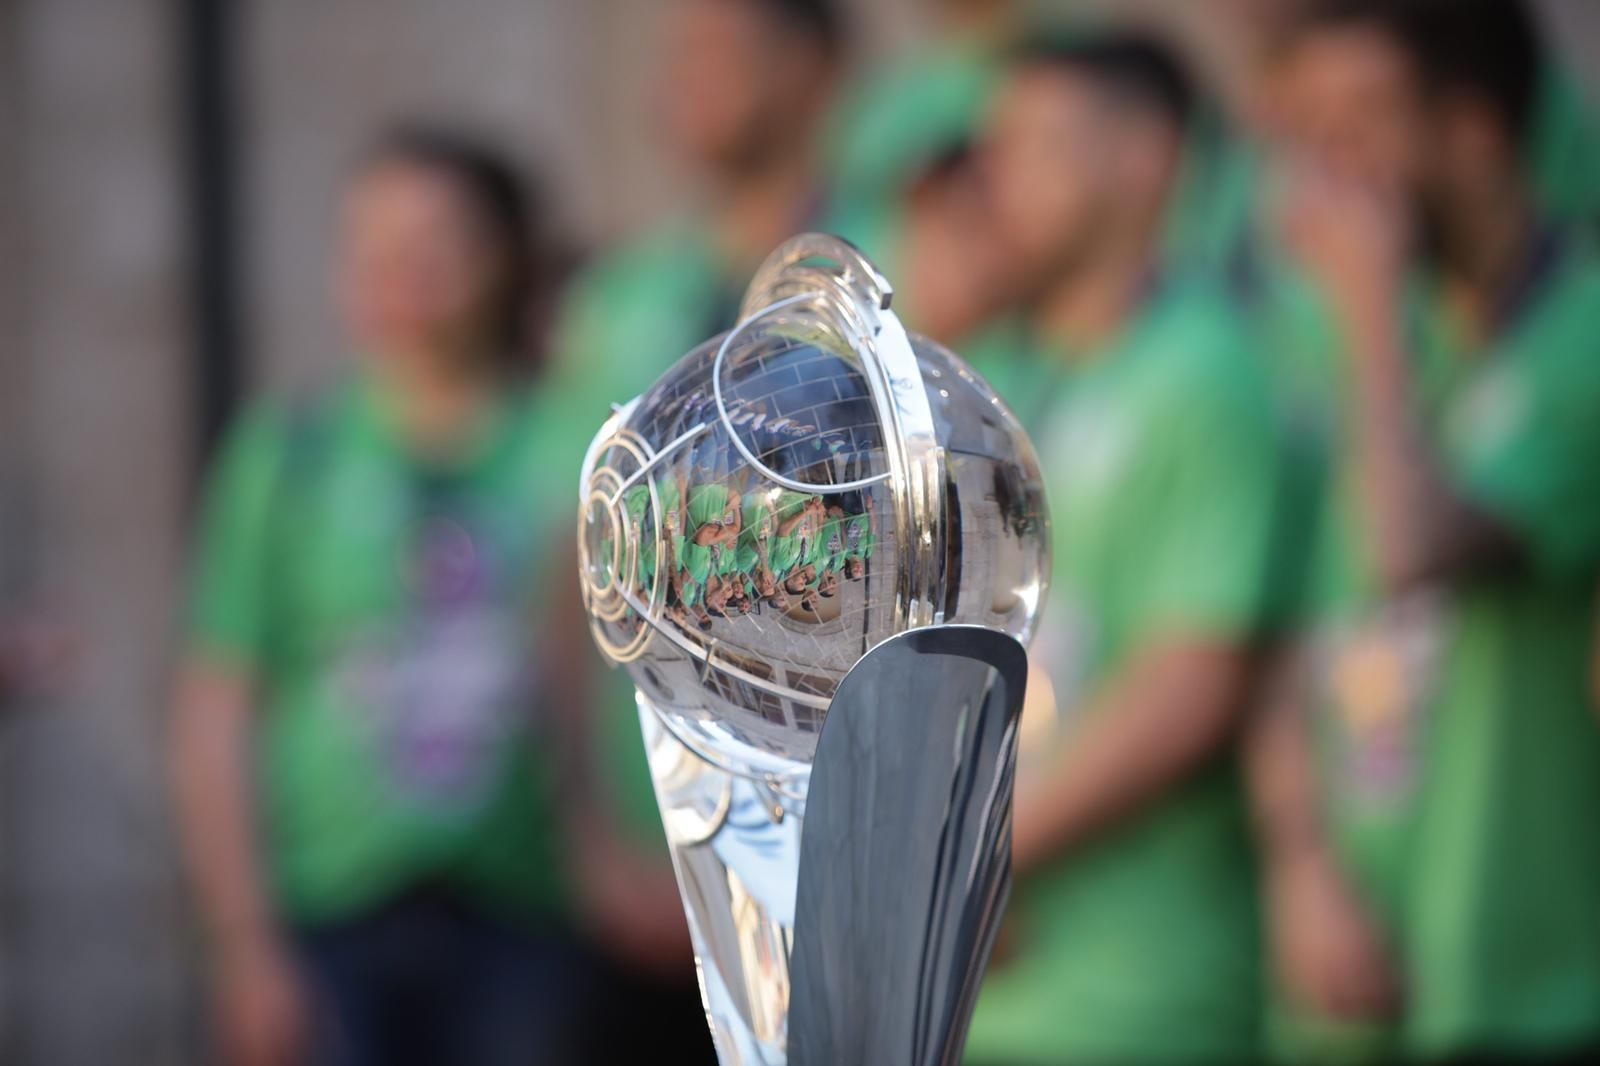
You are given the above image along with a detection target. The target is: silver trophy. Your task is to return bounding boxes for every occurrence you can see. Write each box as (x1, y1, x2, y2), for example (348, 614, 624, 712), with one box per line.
(577, 234, 1050, 1065)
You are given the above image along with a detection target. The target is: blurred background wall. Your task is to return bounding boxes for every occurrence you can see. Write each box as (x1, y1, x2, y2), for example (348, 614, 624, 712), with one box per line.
(1, 2, 190, 1063)
(0, 1, 1595, 1064)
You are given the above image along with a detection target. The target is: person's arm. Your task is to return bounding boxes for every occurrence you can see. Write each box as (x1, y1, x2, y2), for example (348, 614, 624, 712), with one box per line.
(170, 658, 308, 1066)
(1012, 638, 1256, 870)
(551, 552, 693, 972)
(1339, 287, 1518, 590)
(1280, 165, 1517, 593)
(1243, 644, 1402, 1020)
(170, 405, 307, 1066)
(775, 495, 816, 538)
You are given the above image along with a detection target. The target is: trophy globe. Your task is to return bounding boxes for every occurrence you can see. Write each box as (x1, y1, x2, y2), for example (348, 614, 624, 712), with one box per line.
(577, 233, 1049, 1065)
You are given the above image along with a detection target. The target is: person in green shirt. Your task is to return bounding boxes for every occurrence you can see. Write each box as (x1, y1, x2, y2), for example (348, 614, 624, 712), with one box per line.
(682, 481, 743, 618)
(736, 490, 794, 608)
(550, 0, 846, 420)
(1150, 0, 1600, 300)
(768, 490, 823, 579)
(841, 494, 877, 582)
(963, 35, 1288, 1065)
(171, 128, 615, 1066)
(1249, 2, 1600, 1061)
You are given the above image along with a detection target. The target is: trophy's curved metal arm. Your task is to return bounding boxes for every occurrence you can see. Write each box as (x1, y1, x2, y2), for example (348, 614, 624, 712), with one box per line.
(740, 234, 948, 633)
(788, 625, 1028, 1066)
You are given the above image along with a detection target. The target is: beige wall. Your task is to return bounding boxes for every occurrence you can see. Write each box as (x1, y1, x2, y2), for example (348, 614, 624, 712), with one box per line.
(0, 1, 191, 1063)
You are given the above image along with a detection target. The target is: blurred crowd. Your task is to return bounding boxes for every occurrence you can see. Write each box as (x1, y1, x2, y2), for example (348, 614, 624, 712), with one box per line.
(148, 0, 1600, 1063)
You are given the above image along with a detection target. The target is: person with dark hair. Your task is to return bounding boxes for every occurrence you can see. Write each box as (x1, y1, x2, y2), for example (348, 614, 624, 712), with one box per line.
(543, 7, 843, 1055)
(170, 126, 604, 1066)
(552, 0, 844, 410)
(961, 30, 1293, 1065)
(1247, 1, 1600, 1061)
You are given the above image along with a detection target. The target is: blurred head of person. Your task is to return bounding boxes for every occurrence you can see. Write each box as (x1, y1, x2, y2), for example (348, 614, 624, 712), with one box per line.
(1277, 0, 1542, 230)
(337, 124, 552, 379)
(898, 141, 1011, 342)
(981, 31, 1195, 301)
(661, 0, 844, 180)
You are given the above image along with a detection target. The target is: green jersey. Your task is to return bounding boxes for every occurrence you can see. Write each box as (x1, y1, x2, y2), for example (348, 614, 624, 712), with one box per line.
(768, 491, 819, 577)
(736, 494, 777, 574)
(968, 283, 1285, 1064)
(634, 478, 683, 596)
(1261, 234, 1600, 1060)
(810, 515, 845, 575)
(683, 484, 740, 580)
(187, 375, 582, 927)
(550, 218, 739, 425)
(842, 511, 876, 563)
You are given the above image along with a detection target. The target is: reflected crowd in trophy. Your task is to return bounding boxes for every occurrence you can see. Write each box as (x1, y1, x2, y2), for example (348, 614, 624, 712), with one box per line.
(5, 0, 1600, 1064)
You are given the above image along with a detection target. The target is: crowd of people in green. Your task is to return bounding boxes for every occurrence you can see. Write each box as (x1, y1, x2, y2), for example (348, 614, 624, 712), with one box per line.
(614, 475, 877, 629)
(169, 0, 1600, 1063)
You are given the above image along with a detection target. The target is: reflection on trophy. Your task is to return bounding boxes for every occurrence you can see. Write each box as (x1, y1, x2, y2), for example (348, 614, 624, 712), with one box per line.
(577, 234, 1050, 1065)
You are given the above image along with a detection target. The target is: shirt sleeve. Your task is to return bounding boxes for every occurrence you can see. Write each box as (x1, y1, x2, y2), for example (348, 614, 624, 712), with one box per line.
(1445, 329, 1600, 580)
(1132, 353, 1286, 638)
(186, 403, 289, 666)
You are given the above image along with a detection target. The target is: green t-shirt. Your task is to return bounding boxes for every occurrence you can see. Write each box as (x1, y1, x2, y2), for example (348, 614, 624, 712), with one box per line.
(842, 511, 876, 563)
(809, 515, 845, 575)
(768, 491, 818, 577)
(1529, 61, 1600, 230)
(1258, 236, 1600, 1060)
(683, 483, 740, 582)
(967, 283, 1284, 1065)
(632, 478, 684, 595)
(550, 216, 739, 424)
(823, 36, 1000, 234)
(187, 375, 584, 927)
(736, 494, 777, 574)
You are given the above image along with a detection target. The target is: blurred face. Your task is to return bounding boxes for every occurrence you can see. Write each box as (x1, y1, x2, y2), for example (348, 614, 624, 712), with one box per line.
(901, 155, 1012, 339)
(338, 160, 504, 359)
(661, 0, 830, 174)
(1277, 24, 1427, 193)
(982, 69, 1128, 286)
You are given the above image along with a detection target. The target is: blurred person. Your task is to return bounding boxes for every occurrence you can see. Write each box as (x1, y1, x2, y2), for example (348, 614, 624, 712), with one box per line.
(545, 9, 842, 1059)
(552, 0, 844, 410)
(1152, 0, 1600, 289)
(171, 126, 604, 1066)
(961, 34, 1291, 1065)
(875, 141, 1014, 346)
(1248, 1, 1600, 1061)
(823, 0, 1018, 248)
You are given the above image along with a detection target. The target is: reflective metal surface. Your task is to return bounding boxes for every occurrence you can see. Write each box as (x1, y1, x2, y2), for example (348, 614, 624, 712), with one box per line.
(790, 626, 1027, 1066)
(577, 234, 1050, 1065)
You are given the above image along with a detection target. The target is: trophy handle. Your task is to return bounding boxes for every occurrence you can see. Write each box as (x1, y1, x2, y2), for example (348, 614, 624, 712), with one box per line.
(788, 625, 1028, 1066)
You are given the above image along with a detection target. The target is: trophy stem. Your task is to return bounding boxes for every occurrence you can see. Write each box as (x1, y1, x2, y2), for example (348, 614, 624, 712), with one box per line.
(639, 626, 1026, 1066)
